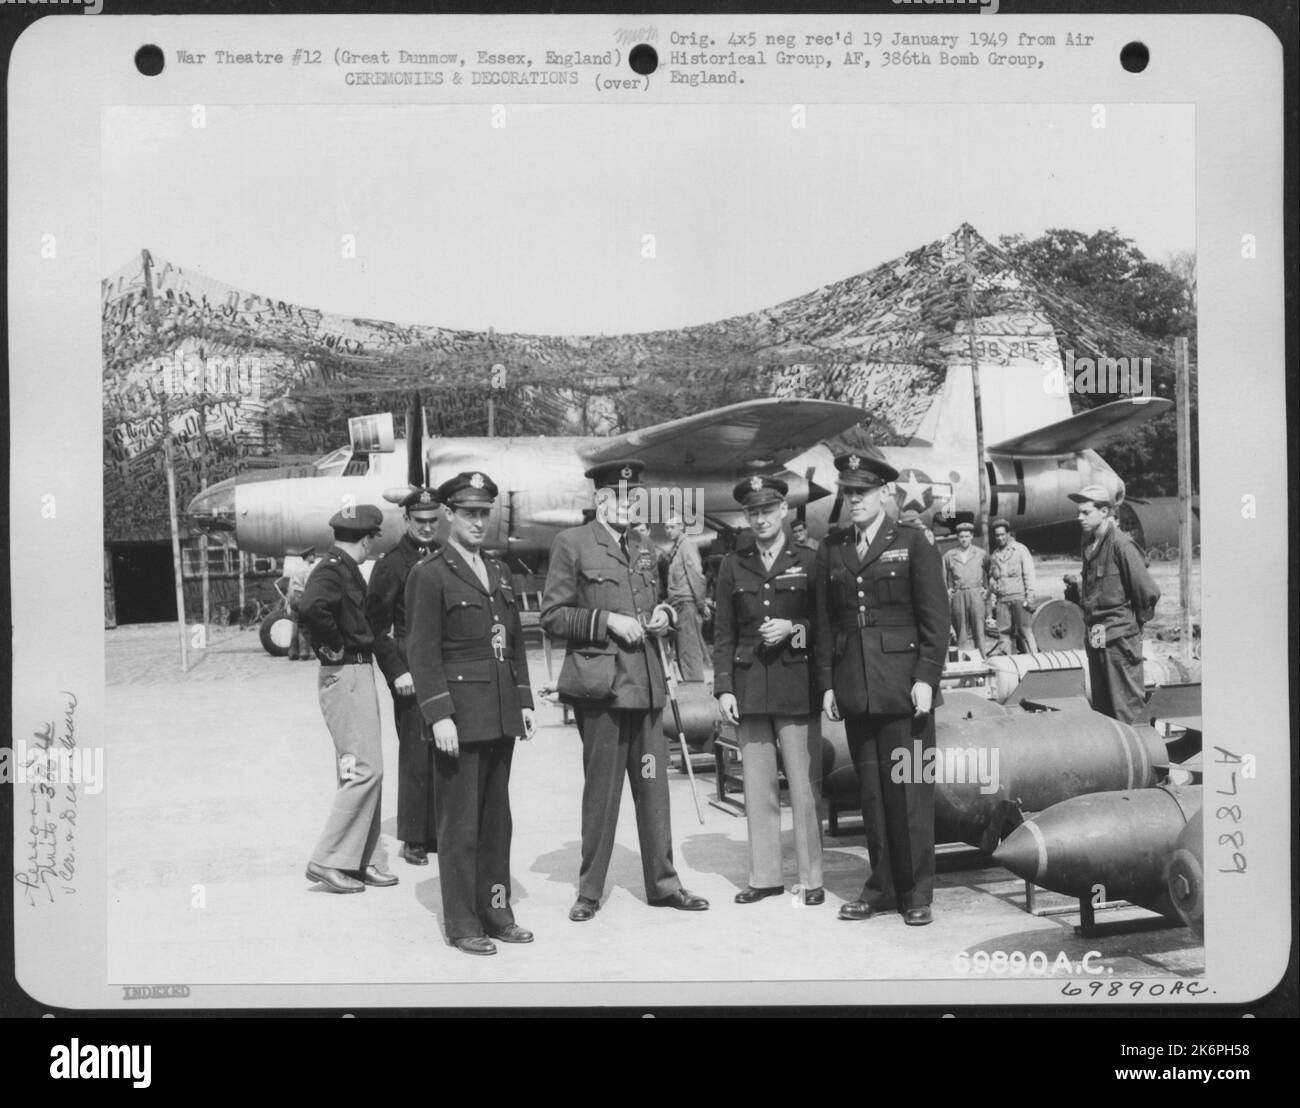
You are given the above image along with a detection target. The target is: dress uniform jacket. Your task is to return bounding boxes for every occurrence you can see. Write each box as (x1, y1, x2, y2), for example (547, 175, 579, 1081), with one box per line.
(366, 533, 439, 847)
(540, 521, 669, 708)
(366, 534, 437, 689)
(540, 519, 683, 903)
(405, 547, 533, 742)
(814, 520, 949, 716)
(713, 542, 817, 716)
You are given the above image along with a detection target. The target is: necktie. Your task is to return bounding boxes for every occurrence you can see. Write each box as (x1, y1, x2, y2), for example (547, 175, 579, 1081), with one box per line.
(856, 528, 869, 557)
(761, 546, 774, 571)
(619, 532, 629, 561)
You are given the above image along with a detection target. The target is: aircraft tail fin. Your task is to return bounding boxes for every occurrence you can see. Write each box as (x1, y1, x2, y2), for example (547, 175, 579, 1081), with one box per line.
(987, 397, 1172, 456)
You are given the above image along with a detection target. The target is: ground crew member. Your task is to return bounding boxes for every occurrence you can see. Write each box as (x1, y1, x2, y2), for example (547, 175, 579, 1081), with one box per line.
(988, 518, 1038, 655)
(664, 513, 708, 681)
(943, 522, 988, 654)
(1069, 484, 1160, 724)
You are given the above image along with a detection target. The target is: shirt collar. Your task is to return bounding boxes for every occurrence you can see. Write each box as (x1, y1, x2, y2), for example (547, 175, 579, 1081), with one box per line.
(448, 537, 483, 564)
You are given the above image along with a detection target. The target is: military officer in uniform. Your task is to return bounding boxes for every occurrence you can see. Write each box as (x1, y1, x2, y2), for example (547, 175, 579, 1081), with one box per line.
(664, 512, 709, 681)
(814, 453, 949, 926)
(714, 476, 824, 905)
(301, 505, 399, 895)
(405, 472, 535, 955)
(365, 487, 442, 865)
(541, 459, 710, 921)
(1069, 484, 1160, 724)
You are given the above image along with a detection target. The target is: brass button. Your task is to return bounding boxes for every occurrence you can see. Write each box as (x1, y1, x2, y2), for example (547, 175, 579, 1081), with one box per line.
(858, 591, 865, 598)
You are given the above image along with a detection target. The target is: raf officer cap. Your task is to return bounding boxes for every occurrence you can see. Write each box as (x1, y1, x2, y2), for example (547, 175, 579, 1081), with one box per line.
(833, 451, 899, 489)
(733, 474, 788, 509)
(584, 458, 646, 490)
(437, 471, 498, 508)
(1068, 483, 1114, 508)
(398, 486, 442, 512)
(329, 503, 384, 539)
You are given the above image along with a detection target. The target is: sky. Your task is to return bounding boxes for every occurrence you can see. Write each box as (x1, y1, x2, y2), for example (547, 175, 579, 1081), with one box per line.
(102, 102, 1194, 336)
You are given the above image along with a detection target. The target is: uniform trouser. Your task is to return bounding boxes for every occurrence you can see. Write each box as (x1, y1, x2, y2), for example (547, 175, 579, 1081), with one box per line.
(845, 711, 935, 910)
(312, 664, 383, 871)
(995, 597, 1038, 655)
(1086, 632, 1147, 725)
(394, 695, 438, 846)
(950, 588, 987, 654)
(289, 614, 311, 659)
(739, 714, 824, 890)
(670, 600, 708, 682)
(573, 705, 682, 902)
(433, 737, 516, 940)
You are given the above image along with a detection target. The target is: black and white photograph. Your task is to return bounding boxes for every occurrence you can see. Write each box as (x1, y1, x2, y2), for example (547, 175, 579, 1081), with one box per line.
(5, 11, 1290, 1015)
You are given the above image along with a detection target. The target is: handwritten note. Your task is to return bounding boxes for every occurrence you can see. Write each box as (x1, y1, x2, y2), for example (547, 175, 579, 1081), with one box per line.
(15, 692, 80, 906)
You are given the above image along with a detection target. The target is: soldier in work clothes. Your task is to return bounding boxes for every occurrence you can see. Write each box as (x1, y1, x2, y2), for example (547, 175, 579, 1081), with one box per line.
(714, 476, 824, 906)
(987, 517, 1039, 655)
(664, 512, 709, 681)
(405, 472, 536, 955)
(1069, 484, 1160, 724)
(814, 453, 949, 926)
(942, 521, 989, 654)
(301, 505, 399, 895)
(365, 487, 442, 865)
(541, 459, 710, 921)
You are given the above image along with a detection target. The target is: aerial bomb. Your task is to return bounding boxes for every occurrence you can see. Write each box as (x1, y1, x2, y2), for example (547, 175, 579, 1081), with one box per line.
(820, 709, 1170, 851)
(1165, 807, 1204, 937)
(992, 785, 1202, 919)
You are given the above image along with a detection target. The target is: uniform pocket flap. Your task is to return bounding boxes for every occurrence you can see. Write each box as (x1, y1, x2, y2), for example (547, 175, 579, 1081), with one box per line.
(444, 592, 486, 611)
(774, 575, 808, 591)
(733, 643, 756, 666)
(448, 659, 491, 683)
(576, 643, 617, 657)
(880, 628, 919, 653)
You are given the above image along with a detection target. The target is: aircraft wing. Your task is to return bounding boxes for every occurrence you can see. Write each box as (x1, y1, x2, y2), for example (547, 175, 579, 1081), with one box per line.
(578, 398, 866, 472)
(987, 397, 1173, 456)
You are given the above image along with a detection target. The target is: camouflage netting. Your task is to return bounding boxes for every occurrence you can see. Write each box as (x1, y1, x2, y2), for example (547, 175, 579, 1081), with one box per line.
(103, 224, 1158, 542)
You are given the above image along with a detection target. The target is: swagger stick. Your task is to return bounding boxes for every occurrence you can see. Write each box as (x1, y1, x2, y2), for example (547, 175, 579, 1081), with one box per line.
(655, 633, 705, 824)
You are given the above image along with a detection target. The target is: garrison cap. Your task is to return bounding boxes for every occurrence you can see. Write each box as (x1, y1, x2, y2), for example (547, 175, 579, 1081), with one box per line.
(329, 504, 384, 538)
(733, 474, 788, 508)
(833, 451, 898, 489)
(437, 471, 498, 508)
(398, 486, 442, 512)
(585, 458, 646, 490)
(1068, 483, 1113, 508)
(954, 521, 975, 534)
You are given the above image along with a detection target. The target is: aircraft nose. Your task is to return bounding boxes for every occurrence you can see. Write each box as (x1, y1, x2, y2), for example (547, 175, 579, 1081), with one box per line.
(188, 478, 237, 534)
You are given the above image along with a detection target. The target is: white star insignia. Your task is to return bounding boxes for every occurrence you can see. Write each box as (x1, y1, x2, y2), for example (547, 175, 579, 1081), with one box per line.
(897, 470, 931, 512)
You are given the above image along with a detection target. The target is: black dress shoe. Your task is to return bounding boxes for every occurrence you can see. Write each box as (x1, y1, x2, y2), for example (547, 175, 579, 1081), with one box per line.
(305, 862, 364, 894)
(357, 864, 398, 887)
(734, 885, 784, 904)
(904, 906, 933, 926)
(837, 900, 881, 921)
(648, 889, 710, 911)
(802, 887, 825, 906)
(454, 936, 497, 956)
(401, 842, 429, 866)
(489, 923, 534, 944)
(569, 897, 600, 922)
